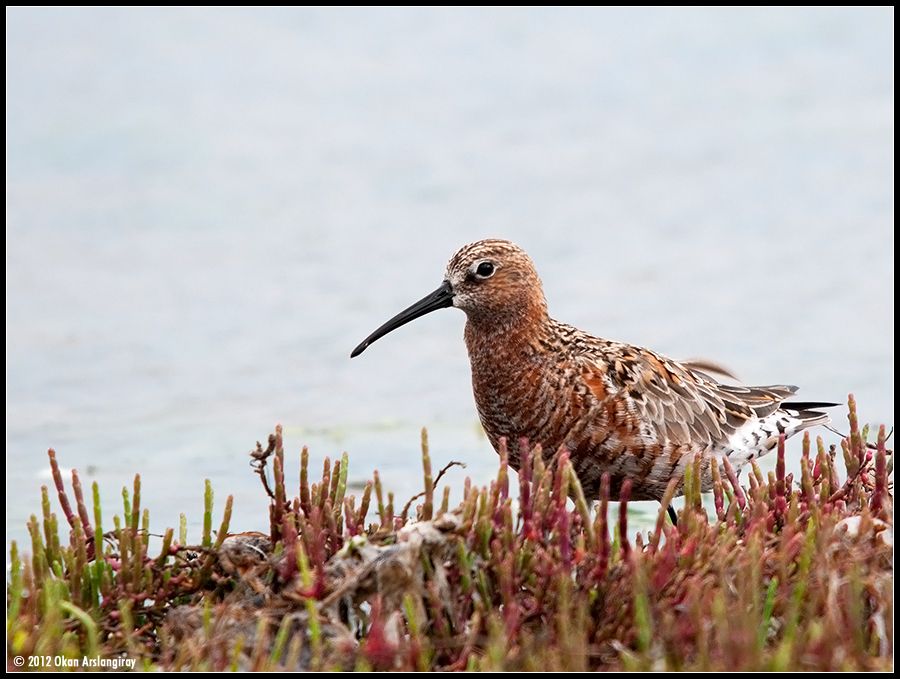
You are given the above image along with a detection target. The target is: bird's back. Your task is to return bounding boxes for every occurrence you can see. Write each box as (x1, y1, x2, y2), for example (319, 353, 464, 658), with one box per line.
(467, 319, 831, 501)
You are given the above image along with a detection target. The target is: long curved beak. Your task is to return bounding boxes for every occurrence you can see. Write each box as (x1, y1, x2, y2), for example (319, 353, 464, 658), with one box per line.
(350, 280, 454, 358)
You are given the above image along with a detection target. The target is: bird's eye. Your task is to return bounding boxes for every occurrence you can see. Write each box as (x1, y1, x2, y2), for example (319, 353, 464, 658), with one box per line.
(475, 261, 495, 278)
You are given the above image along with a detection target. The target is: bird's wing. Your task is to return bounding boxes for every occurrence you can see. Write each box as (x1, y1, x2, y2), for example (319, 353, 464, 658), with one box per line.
(678, 358, 739, 382)
(577, 346, 798, 446)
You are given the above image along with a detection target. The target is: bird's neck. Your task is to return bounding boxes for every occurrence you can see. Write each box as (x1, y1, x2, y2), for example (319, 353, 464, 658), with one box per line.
(463, 307, 557, 459)
(463, 305, 552, 366)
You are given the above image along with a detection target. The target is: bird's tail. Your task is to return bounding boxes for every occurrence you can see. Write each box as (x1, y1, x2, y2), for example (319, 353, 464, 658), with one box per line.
(781, 401, 839, 429)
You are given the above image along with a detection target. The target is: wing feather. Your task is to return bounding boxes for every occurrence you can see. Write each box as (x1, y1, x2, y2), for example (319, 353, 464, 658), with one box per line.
(577, 347, 801, 447)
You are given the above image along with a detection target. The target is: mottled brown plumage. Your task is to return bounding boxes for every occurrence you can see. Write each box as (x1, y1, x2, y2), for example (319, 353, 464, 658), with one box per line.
(351, 239, 833, 502)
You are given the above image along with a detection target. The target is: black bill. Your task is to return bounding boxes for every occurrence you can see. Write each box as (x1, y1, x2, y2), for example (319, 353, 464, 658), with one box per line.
(350, 280, 454, 358)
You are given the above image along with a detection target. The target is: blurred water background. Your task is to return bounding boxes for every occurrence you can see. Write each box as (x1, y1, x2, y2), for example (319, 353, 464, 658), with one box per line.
(6, 7, 893, 547)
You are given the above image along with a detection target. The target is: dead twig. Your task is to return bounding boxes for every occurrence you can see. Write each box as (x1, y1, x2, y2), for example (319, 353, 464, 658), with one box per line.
(250, 435, 278, 501)
(401, 461, 466, 522)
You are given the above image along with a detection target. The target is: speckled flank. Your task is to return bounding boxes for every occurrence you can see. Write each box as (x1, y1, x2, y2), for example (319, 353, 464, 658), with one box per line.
(368, 239, 832, 502)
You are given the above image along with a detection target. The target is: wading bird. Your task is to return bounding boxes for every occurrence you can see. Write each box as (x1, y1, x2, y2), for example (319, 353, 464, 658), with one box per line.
(351, 239, 835, 521)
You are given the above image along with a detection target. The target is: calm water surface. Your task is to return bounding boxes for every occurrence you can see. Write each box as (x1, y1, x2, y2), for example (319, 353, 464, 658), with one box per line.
(6, 8, 894, 546)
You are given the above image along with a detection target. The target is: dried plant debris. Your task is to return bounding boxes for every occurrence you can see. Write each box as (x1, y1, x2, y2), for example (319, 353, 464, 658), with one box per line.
(7, 396, 893, 671)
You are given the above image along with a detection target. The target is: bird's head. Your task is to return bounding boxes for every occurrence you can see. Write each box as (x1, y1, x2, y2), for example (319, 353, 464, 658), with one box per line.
(350, 239, 547, 357)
